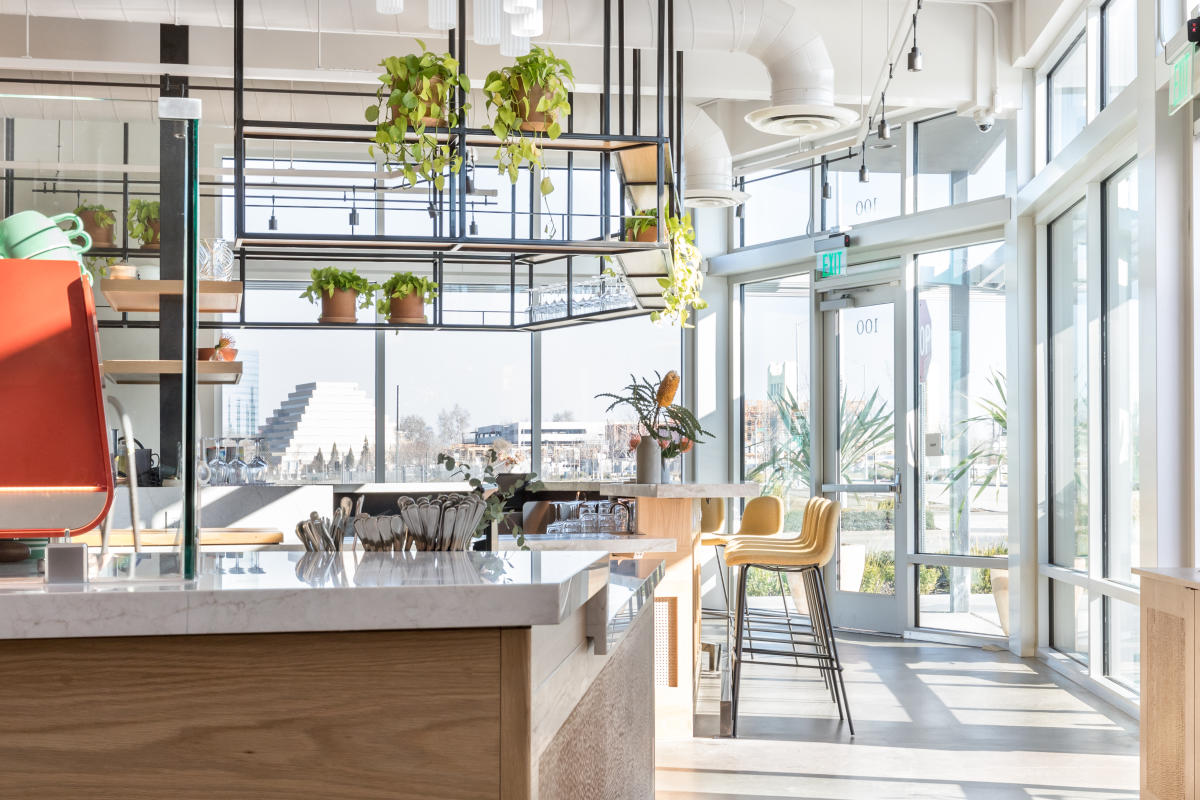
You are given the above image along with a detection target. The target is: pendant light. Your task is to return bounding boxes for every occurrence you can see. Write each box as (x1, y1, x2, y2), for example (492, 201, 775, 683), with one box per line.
(473, 0, 501, 45)
(907, 12, 923, 72)
(429, 0, 455, 30)
(822, 180, 832, 200)
(511, 0, 543, 37)
(268, 195, 278, 230)
(501, 22, 530, 56)
(376, 0, 404, 12)
(876, 92, 890, 140)
(348, 189, 360, 228)
(858, 146, 870, 183)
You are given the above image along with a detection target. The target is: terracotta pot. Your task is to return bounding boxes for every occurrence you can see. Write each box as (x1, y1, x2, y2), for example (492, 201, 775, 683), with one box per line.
(217, 348, 238, 362)
(388, 292, 427, 324)
(197, 347, 217, 361)
(319, 288, 359, 323)
(390, 76, 449, 129)
(140, 219, 161, 250)
(515, 85, 554, 132)
(633, 224, 659, 243)
(108, 264, 138, 280)
(78, 210, 114, 247)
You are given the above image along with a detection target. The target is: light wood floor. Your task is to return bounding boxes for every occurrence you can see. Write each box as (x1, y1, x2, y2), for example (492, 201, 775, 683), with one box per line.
(657, 633, 1139, 799)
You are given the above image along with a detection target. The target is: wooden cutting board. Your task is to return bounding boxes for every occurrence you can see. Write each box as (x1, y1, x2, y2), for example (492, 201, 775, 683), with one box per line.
(72, 528, 284, 547)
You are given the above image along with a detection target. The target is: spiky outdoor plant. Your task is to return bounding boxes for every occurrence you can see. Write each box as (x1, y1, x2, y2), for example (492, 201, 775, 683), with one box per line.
(748, 385, 894, 495)
(944, 369, 1007, 520)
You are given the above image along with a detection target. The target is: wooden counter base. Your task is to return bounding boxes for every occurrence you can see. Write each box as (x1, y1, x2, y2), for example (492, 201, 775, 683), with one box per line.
(0, 616, 654, 800)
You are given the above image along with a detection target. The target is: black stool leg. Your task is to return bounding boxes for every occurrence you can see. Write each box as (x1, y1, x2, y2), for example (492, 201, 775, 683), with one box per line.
(731, 563, 749, 737)
(815, 567, 854, 736)
(802, 568, 835, 696)
(806, 567, 844, 718)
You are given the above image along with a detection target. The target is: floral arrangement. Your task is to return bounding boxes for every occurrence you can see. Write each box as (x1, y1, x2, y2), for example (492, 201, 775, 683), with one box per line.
(437, 443, 544, 549)
(597, 370, 711, 460)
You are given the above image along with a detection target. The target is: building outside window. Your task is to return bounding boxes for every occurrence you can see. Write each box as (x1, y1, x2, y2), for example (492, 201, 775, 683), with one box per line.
(1101, 0, 1137, 107)
(1047, 33, 1088, 161)
(914, 113, 1007, 213)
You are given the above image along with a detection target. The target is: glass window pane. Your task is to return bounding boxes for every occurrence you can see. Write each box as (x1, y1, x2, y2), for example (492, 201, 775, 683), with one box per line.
(827, 126, 905, 228)
(839, 492, 897, 595)
(1105, 597, 1140, 691)
(1103, 0, 1137, 106)
(540, 317, 680, 480)
(382, 330, 532, 481)
(741, 276, 812, 530)
(1104, 162, 1140, 584)
(916, 563, 1007, 637)
(914, 113, 1007, 213)
(741, 167, 814, 246)
(1048, 34, 1088, 160)
(1051, 580, 1090, 665)
(1049, 201, 1089, 571)
(916, 242, 1008, 556)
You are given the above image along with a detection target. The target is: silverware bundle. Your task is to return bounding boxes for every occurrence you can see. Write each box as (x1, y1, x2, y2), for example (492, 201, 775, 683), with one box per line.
(396, 493, 487, 551)
(353, 515, 404, 552)
(295, 506, 351, 552)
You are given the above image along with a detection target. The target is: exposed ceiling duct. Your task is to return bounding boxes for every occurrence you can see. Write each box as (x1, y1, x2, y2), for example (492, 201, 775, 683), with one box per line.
(682, 104, 748, 208)
(0, 0, 859, 141)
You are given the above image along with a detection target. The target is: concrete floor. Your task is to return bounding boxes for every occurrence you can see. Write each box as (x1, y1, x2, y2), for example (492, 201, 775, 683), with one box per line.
(657, 633, 1139, 799)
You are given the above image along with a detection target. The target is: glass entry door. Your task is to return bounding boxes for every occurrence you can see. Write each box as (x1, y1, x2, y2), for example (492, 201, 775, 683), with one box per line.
(820, 282, 908, 633)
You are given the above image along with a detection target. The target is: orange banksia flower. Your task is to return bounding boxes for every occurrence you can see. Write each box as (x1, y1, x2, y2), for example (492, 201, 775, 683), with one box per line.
(656, 370, 680, 407)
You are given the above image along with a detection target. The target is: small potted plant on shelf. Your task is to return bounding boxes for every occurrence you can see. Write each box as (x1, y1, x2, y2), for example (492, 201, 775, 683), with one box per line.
(198, 333, 238, 362)
(82, 255, 120, 282)
(377, 271, 438, 324)
(653, 212, 708, 328)
(597, 369, 711, 484)
(300, 266, 377, 323)
(365, 40, 470, 192)
(127, 199, 160, 249)
(483, 45, 574, 195)
(74, 201, 116, 247)
(623, 209, 659, 242)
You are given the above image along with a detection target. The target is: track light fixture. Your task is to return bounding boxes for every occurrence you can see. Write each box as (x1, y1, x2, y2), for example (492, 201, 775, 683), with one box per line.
(877, 92, 891, 140)
(908, 12, 923, 72)
(822, 180, 832, 200)
(348, 189, 360, 228)
(858, 146, 870, 183)
(268, 194, 278, 230)
(469, 218, 479, 235)
(427, 201, 438, 220)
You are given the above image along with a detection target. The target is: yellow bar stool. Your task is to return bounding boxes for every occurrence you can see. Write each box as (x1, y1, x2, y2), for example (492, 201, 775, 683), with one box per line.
(700, 495, 783, 621)
(724, 497, 854, 737)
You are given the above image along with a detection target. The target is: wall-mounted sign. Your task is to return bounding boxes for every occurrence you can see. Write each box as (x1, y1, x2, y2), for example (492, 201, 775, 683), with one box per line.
(820, 249, 845, 277)
(1170, 45, 1195, 116)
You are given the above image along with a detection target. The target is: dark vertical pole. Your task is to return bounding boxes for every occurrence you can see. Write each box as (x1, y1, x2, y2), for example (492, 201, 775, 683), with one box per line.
(182, 116, 199, 578)
(121, 124, 130, 255)
(667, 0, 675, 211)
(233, 0, 245, 239)
(676, 50, 684, 204)
(456, 0, 467, 243)
(655, 0, 665, 237)
(509, 255, 517, 327)
(2, 119, 13, 217)
(602, 0, 611, 240)
(632, 50, 640, 136)
(159, 24, 189, 484)
(567, 91, 574, 241)
(820, 156, 829, 231)
(566, 256, 574, 317)
(618, 0, 625, 136)
(447, 28, 456, 239)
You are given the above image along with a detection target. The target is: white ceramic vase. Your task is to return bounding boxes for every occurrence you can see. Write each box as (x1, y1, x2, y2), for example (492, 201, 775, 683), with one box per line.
(635, 437, 661, 484)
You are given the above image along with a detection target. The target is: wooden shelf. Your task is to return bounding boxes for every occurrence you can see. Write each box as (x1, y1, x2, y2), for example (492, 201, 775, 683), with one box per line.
(615, 144, 674, 213)
(102, 360, 243, 385)
(100, 279, 244, 314)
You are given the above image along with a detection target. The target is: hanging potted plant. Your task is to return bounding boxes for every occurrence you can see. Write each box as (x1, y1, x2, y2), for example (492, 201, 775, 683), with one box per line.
(365, 40, 470, 192)
(483, 45, 574, 195)
(74, 201, 116, 247)
(300, 266, 377, 324)
(597, 370, 712, 484)
(127, 199, 160, 250)
(624, 209, 659, 242)
(377, 271, 438, 324)
(653, 213, 708, 327)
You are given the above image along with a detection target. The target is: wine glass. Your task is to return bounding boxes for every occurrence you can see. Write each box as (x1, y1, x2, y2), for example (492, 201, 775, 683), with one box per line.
(248, 438, 269, 485)
(206, 437, 228, 486)
(226, 438, 248, 486)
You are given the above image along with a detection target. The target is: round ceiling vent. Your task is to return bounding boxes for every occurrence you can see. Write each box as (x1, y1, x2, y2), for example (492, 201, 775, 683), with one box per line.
(745, 104, 859, 138)
(684, 187, 751, 209)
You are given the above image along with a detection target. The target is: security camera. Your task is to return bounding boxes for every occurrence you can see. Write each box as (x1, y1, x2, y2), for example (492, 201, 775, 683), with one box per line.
(973, 109, 995, 133)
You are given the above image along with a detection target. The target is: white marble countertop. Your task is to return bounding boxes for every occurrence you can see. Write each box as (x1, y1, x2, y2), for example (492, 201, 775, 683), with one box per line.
(0, 549, 619, 640)
(594, 482, 761, 498)
(497, 533, 677, 552)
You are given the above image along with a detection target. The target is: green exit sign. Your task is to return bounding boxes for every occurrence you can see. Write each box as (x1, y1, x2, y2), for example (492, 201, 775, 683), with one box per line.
(821, 249, 846, 277)
(1170, 45, 1194, 116)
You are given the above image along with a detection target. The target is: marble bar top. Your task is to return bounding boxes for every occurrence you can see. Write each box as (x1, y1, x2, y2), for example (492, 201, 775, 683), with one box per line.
(1133, 567, 1200, 589)
(0, 549, 623, 640)
(496, 532, 678, 552)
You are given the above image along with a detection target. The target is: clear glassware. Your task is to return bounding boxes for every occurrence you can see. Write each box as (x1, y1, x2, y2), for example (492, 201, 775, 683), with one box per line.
(248, 438, 269, 485)
(201, 238, 234, 281)
(597, 512, 615, 533)
(206, 437, 228, 486)
(226, 438, 248, 485)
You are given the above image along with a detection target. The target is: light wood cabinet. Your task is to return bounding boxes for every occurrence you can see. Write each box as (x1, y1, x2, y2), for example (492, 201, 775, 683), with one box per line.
(1139, 570, 1200, 800)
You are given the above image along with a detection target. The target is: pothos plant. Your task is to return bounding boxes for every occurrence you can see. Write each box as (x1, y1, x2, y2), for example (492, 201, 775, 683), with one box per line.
(299, 266, 378, 308)
(365, 40, 470, 192)
(623, 209, 658, 239)
(653, 212, 708, 327)
(126, 199, 160, 247)
(73, 201, 116, 229)
(437, 443, 545, 549)
(376, 271, 439, 314)
(483, 45, 574, 195)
